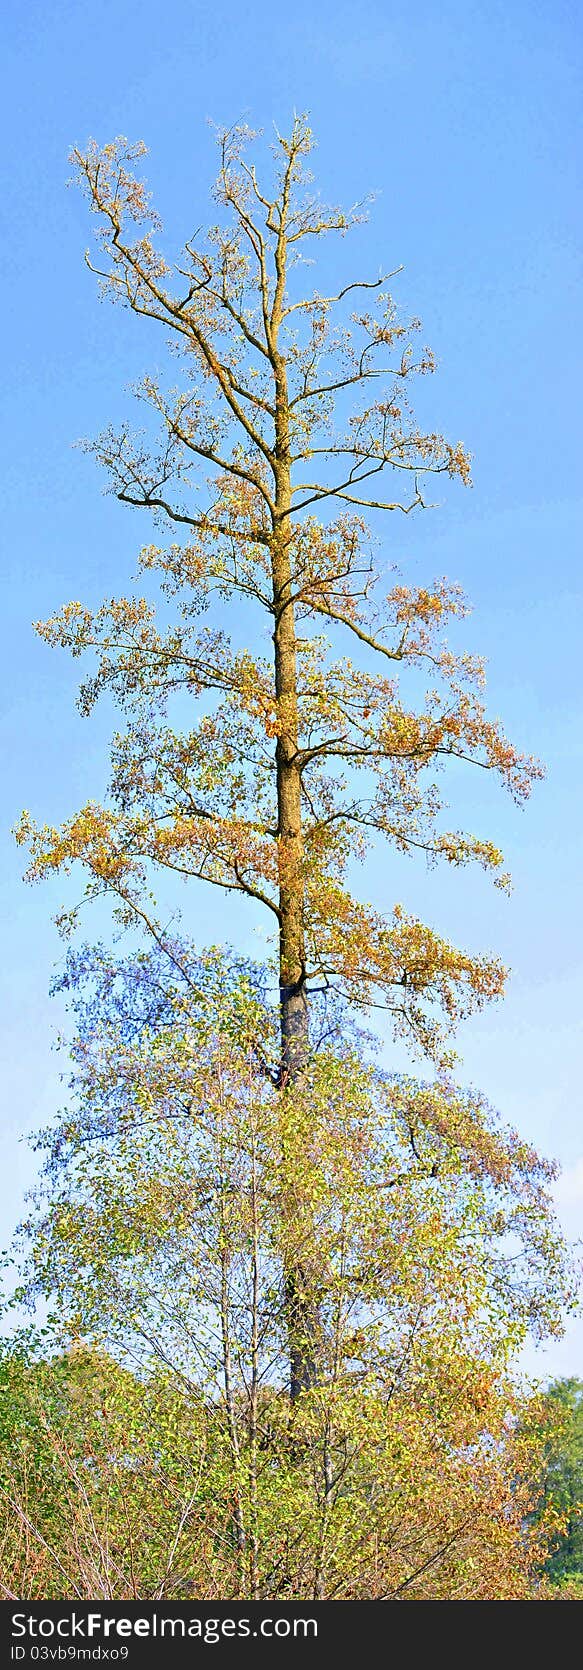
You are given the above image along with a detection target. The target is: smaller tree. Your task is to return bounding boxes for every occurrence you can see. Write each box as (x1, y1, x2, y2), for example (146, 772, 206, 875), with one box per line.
(9, 940, 572, 1600)
(534, 1379, 583, 1591)
(0, 1341, 214, 1600)
(0, 1338, 565, 1602)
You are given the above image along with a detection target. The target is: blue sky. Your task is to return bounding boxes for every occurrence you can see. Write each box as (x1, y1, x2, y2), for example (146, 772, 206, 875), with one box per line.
(1, 0, 582, 1377)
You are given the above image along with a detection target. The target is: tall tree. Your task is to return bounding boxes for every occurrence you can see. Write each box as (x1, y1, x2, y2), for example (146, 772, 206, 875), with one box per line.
(18, 118, 541, 1398)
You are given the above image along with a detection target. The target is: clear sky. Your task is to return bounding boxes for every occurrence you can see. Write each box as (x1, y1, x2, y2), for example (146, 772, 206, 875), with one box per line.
(1, 0, 582, 1378)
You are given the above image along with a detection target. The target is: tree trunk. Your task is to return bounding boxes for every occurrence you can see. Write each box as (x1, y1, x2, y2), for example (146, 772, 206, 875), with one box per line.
(271, 344, 319, 1401)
